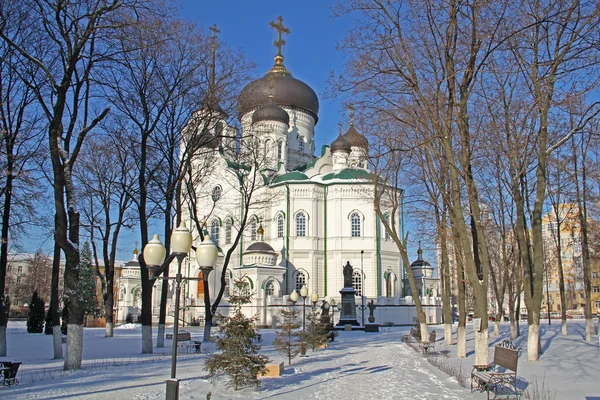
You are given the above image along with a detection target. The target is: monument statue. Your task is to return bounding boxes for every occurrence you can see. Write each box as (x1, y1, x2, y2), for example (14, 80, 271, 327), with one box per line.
(367, 299, 377, 323)
(343, 261, 353, 288)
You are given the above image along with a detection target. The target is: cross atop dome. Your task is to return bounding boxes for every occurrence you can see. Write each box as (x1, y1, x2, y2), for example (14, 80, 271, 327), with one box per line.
(270, 16, 290, 57)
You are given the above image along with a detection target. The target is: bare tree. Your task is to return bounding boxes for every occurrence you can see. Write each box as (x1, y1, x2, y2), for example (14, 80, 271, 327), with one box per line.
(0, 0, 147, 370)
(0, 0, 46, 356)
(76, 132, 137, 337)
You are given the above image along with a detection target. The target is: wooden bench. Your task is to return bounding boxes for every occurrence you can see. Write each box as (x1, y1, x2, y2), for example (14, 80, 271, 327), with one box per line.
(471, 342, 519, 399)
(0, 361, 21, 387)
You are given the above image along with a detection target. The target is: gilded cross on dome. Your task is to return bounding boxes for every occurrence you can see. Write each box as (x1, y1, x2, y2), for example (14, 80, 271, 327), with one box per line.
(270, 16, 290, 57)
(209, 24, 220, 44)
(348, 104, 355, 126)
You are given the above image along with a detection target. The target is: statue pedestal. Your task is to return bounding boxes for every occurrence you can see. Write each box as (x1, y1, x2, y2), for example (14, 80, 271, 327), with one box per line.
(336, 287, 359, 327)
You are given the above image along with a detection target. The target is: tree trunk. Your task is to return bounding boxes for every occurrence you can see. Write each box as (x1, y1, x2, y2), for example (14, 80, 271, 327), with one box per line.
(0, 160, 13, 357)
(51, 241, 63, 359)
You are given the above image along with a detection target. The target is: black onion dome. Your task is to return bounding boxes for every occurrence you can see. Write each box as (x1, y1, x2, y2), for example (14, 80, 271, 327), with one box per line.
(246, 242, 275, 252)
(343, 124, 368, 149)
(410, 246, 431, 268)
(251, 96, 290, 125)
(330, 132, 351, 153)
(238, 57, 319, 121)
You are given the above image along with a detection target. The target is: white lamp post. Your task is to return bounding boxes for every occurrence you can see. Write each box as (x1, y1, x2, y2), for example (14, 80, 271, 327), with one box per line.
(143, 224, 197, 400)
(196, 233, 218, 342)
(311, 292, 319, 309)
(300, 285, 309, 331)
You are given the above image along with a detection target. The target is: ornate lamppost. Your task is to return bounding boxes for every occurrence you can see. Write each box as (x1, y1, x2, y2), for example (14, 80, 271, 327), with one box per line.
(143, 225, 217, 400)
(311, 292, 319, 309)
(330, 298, 339, 325)
(300, 285, 309, 331)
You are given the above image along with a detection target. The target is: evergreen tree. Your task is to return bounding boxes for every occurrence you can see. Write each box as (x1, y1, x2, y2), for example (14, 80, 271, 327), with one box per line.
(204, 278, 269, 391)
(44, 309, 53, 335)
(79, 242, 99, 320)
(273, 305, 302, 365)
(301, 307, 329, 351)
(27, 291, 45, 333)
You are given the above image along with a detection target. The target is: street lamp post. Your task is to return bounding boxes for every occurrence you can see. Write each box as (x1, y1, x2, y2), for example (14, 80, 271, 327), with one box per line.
(311, 292, 319, 309)
(143, 225, 217, 400)
(330, 298, 338, 325)
(360, 250, 365, 326)
(300, 285, 309, 331)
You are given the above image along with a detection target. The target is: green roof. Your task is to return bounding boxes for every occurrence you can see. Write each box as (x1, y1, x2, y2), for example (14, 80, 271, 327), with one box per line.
(321, 168, 374, 181)
(271, 171, 309, 184)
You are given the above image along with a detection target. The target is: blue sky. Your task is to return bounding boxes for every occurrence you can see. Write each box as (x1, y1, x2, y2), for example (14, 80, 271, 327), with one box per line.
(180, 0, 351, 149)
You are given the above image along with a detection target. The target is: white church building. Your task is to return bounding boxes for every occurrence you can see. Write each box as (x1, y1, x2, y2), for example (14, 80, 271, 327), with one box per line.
(117, 18, 441, 327)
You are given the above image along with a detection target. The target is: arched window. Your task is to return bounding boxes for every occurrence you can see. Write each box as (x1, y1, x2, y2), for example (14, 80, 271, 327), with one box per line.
(133, 288, 142, 308)
(240, 280, 250, 297)
(296, 271, 306, 291)
(224, 276, 230, 297)
(277, 141, 283, 160)
(250, 218, 257, 241)
(211, 219, 220, 245)
(197, 272, 205, 298)
(225, 218, 232, 244)
(212, 186, 221, 202)
(265, 281, 274, 296)
(299, 136, 305, 152)
(352, 271, 363, 296)
(277, 214, 284, 238)
(296, 212, 306, 237)
(386, 274, 393, 297)
(351, 212, 361, 237)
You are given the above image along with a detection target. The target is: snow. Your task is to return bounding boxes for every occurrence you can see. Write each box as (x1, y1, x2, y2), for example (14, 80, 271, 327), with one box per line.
(0, 320, 598, 399)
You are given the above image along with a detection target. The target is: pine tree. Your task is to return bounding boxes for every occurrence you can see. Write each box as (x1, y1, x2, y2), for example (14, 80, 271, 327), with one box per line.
(44, 309, 53, 334)
(79, 242, 99, 320)
(204, 278, 269, 391)
(301, 307, 329, 351)
(27, 291, 45, 333)
(272, 305, 302, 365)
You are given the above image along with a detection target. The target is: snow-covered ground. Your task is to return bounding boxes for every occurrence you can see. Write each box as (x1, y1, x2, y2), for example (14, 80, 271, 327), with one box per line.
(0, 320, 598, 399)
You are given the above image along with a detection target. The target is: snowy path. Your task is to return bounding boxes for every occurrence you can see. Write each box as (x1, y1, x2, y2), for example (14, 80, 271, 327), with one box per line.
(1, 324, 480, 400)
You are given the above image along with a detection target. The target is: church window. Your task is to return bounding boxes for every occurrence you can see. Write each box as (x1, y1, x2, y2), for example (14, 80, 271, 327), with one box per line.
(386, 274, 393, 297)
(277, 214, 284, 238)
(299, 136, 305, 152)
(18, 266, 22, 274)
(250, 218, 257, 241)
(352, 271, 363, 296)
(225, 218, 232, 244)
(277, 141, 283, 160)
(212, 186, 221, 202)
(296, 272, 306, 291)
(240, 280, 251, 297)
(351, 212, 361, 237)
(197, 272, 205, 298)
(211, 219, 219, 245)
(296, 212, 306, 237)
(265, 281, 275, 296)
(16, 277, 21, 285)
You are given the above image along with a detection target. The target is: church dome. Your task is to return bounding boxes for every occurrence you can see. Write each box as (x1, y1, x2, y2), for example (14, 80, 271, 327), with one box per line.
(251, 96, 290, 126)
(343, 124, 368, 149)
(238, 56, 319, 121)
(246, 242, 275, 253)
(330, 132, 351, 153)
(410, 245, 432, 269)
